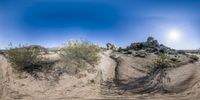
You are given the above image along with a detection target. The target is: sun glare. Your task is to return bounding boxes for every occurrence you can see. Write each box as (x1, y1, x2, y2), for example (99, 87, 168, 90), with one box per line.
(167, 30, 181, 41)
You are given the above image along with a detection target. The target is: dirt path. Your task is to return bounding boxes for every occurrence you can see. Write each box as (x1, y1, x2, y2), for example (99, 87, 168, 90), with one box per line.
(98, 50, 116, 82)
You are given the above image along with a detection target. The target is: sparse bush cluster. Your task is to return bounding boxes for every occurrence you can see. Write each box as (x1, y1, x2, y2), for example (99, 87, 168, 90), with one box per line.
(189, 55, 199, 63)
(5, 40, 100, 79)
(59, 40, 100, 74)
(6, 46, 40, 72)
(153, 53, 175, 69)
(6, 46, 56, 79)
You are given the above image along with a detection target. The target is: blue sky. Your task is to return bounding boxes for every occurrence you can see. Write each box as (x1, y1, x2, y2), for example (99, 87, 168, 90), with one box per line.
(0, 0, 200, 49)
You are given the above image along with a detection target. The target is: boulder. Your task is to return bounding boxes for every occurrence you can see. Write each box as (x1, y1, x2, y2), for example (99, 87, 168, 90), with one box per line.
(133, 50, 148, 58)
(128, 42, 145, 50)
(177, 50, 186, 55)
(126, 37, 160, 52)
(159, 44, 169, 53)
(147, 36, 154, 43)
(168, 49, 177, 55)
(106, 43, 117, 50)
(145, 47, 159, 53)
(26, 45, 48, 54)
(146, 37, 159, 48)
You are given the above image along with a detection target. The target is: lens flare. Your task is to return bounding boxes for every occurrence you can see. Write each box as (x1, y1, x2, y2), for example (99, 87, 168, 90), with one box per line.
(167, 30, 181, 41)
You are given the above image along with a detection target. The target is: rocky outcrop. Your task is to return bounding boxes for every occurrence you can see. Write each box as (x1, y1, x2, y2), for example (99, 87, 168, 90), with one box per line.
(127, 37, 159, 51)
(119, 37, 179, 56)
(106, 43, 117, 50)
(133, 50, 148, 58)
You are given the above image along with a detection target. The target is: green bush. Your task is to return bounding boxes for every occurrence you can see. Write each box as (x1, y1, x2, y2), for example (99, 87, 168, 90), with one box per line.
(59, 40, 100, 71)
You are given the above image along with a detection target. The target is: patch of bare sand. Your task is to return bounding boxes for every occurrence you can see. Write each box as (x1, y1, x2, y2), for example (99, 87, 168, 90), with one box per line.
(98, 50, 116, 81)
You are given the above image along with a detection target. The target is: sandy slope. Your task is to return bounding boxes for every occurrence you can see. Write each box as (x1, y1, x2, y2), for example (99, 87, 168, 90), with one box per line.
(101, 53, 200, 100)
(0, 54, 102, 100)
(98, 50, 116, 81)
(1, 53, 200, 100)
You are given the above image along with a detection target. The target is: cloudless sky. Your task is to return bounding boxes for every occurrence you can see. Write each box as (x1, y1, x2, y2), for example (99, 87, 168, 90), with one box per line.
(0, 0, 200, 49)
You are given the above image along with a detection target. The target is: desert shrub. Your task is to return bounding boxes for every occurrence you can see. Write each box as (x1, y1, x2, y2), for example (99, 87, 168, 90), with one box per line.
(153, 53, 175, 69)
(144, 53, 175, 93)
(189, 55, 199, 63)
(6, 46, 51, 78)
(6, 45, 57, 79)
(59, 40, 100, 73)
(6, 46, 40, 72)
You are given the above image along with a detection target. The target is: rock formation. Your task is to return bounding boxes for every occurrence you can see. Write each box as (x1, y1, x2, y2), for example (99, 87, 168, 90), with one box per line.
(119, 37, 179, 56)
(106, 43, 117, 50)
(26, 45, 48, 54)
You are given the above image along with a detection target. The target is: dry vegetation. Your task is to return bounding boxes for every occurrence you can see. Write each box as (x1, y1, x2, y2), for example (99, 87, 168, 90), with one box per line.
(60, 40, 100, 66)
(5, 40, 100, 79)
(58, 40, 100, 74)
(6, 46, 39, 72)
(6, 46, 55, 80)
(188, 54, 199, 63)
(153, 53, 175, 69)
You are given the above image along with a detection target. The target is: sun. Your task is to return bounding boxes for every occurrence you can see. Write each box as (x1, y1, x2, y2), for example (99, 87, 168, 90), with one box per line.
(167, 30, 181, 41)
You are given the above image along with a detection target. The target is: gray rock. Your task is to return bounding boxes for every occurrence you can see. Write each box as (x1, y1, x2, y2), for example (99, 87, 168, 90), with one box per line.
(26, 45, 48, 54)
(119, 36, 178, 55)
(128, 42, 145, 50)
(106, 43, 117, 50)
(147, 36, 154, 43)
(146, 37, 159, 48)
(177, 50, 186, 55)
(133, 50, 148, 58)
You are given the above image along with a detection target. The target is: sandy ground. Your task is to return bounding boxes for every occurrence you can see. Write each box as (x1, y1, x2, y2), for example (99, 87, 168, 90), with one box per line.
(1, 52, 200, 100)
(98, 50, 116, 81)
(0, 54, 102, 100)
